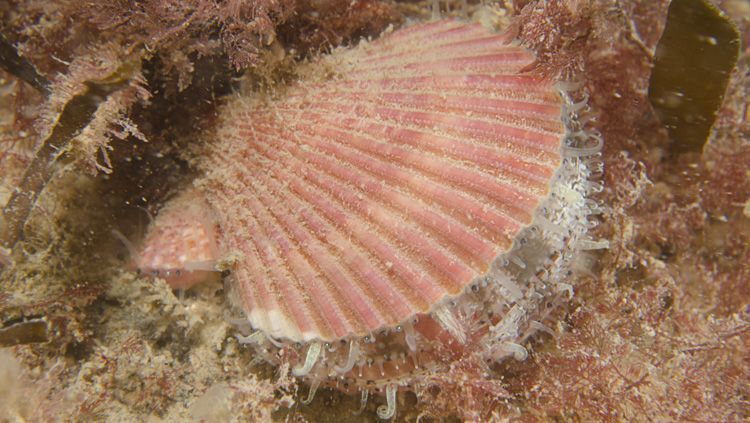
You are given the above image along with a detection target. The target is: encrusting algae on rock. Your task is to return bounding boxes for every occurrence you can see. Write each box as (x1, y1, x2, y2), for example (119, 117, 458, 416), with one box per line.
(135, 15, 605, 419)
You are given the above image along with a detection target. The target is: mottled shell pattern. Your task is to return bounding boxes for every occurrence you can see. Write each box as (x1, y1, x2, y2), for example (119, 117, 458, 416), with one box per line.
(136, 18, 603, 419)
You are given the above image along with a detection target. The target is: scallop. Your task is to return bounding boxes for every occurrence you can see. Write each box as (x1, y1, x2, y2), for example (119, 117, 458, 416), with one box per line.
(135, 19, 603, 417)
(134, 187, 220, 290)
(200, 19, 568, 343)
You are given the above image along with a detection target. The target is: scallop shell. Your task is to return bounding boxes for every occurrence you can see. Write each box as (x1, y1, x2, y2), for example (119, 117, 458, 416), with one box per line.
(201, 19, 566, 343)
(135, 187, 220, 289)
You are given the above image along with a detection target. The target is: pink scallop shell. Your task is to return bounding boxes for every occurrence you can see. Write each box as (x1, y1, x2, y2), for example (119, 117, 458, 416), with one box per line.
(197, 19, 566, 342)
(135, 187, 220, 290)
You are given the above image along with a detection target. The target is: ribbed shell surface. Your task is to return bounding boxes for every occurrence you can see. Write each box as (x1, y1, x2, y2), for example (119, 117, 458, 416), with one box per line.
(202, 19, 566, 342)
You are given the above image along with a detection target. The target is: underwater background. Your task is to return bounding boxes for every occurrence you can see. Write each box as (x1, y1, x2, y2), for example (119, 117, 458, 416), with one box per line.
(0, 0, 748, 421)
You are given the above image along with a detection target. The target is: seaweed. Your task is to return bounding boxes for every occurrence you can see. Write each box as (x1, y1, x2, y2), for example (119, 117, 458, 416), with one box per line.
(0, 61, 137, 250)
(648, 0, 741, 155)
(0, 34, 49, 95)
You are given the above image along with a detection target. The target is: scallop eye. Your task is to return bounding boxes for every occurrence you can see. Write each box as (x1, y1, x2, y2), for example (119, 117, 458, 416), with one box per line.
(175, 269, 182, 276)
(151, 270, 159, 276)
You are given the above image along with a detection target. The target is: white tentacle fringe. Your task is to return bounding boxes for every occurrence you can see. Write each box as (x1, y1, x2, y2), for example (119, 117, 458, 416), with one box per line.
(293, 342, 321, 376)
(377, 384, 398, 419)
